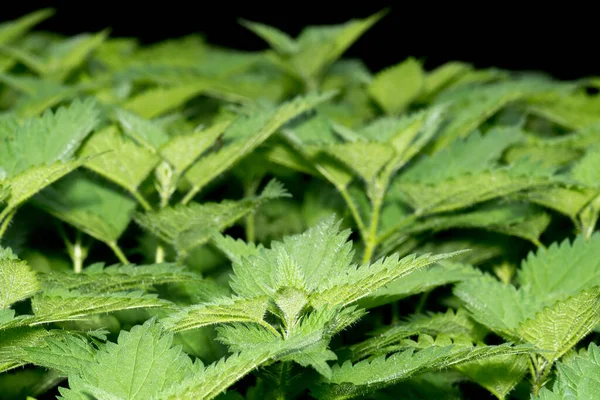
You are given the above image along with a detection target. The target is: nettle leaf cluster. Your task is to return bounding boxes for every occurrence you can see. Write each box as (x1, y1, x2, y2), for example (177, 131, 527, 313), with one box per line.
(0, 8, 600, 400)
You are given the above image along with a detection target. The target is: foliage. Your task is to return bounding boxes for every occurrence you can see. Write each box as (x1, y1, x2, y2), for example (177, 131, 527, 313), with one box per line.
(0, 8, 599, 400)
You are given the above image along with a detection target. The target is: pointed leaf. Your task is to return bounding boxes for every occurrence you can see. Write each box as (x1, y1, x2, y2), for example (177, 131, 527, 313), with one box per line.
(0, 247, 39, 309)
(368, 57, 424, 114)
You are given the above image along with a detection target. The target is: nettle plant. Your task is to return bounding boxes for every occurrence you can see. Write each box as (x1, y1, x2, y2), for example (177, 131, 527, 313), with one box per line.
(1, 8, 600, 400)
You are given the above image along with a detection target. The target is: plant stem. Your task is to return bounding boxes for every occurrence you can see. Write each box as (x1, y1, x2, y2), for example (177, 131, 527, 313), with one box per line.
(362, 195, 383, 264)
(73, 233, 84, 273)
(339, 187, 366, 237)
(362, 182, 386, 264)
(108, 241, 129, 264)
(275, 361, 291, 400)
(155, 245, 165, 263)
(260, 321, 282, 338)
(376, 213, 421, 245)
(132, 190, 152, 211)
(391, 302, 400, 325)
(244, 179, 260, 242)
(181, 185, 200, 205)
(415, 290, 431, 314)
(0, 209, 16, 241)
(530, 356, 551, 396)
(279, 129, 368, 236)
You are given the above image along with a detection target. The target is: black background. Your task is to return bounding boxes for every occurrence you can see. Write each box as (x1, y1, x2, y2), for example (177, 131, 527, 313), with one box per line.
(1, 2, 597, 80)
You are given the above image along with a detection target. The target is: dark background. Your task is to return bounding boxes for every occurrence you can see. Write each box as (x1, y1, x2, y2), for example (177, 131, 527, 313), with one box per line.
(1, 1, 597, 80)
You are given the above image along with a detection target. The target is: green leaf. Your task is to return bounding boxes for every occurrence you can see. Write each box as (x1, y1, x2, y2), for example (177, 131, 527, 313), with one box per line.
(0, 160, 83, 222)
(159, 120, 230, 177)
(57, 318, 198, 400)
(0, 9, 54, 45)
(122, 83, 208, 118)
(135, 179, 289, 254)
(514, 185, 595, 221)
(44, 30, 109, 81)
(518, 234, 600, 305)
(31, 172, 137, 244)
(430, 80, 561, 151)
(359, 261, 481, 309)
(252, 11, 384, 82)
(528, 92, 600, 130)
(183, 91, 336, 202)
(161, 317, 340, 400)
(400, 128, 524, 184)
(0, 247, 39, 309)
(115, 108, 170, 151)
(228, 216, 353, 298)
(368, 57, 424, 114)
(454, 274, 537, 339)
(534, 343, 600, 400)
(571, 145, 600, 187)
(323, 142, 395, 183)
(393, 160, 558, 215)
(0, 327, 50, 373)
(39, 262, 201, 294)
(78, 125, 161, 194)
(161, 296, 270, 333)
(309, 250, 465, 309)
(29, 290, 171, 326)
(239, 20, 299, 55)
(517, 287, 600, 363)
(0, 74, 81, 117)
(388, 202, 550, 246)
(418, 61, 472, 101)
(23, 333, 97, 376)
(0, 98, 100, 179)
(348, 308, 486, 361)
(456, 354, 529, 400)
(312, 342, 535, 399)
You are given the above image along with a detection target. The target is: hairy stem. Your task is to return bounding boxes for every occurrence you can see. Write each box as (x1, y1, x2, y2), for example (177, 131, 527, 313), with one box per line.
(362, 194, 383, 264)
(0, 209, 16, 241)
(339, 187, 367, 238)
(108, 241, 129, 264)
(530, 356, 551, 396)
(275, 361, 291, 400)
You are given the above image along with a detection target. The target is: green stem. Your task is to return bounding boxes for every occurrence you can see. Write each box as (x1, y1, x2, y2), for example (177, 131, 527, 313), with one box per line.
(246, 215, 256, 243)
(155, 245, 165, 263)
(304, 75, 319, 93)
(278, 129, 367, 236)
(73, 232, 84, 274)
(530, 356, 551, 396)
(362, 187, 384, 264)
(131, 190, 152, 211)
(260, 321, 283, 338)
(244, 179, 261, 242)
(376, 213, 421, 245)
(275, 361, 291, 400)
(339, 187, 367, 238)
(108, 241, 129, 264)
(181, 185, 200, 205)
(391, 302, 400, 325)
(415, 290, 431, 314)
(155, 186, 171, 263)
(0, 209, 16, 241)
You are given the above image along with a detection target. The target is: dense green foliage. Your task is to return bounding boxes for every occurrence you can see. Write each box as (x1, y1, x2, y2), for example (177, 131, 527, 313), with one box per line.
(1, 8, 600, 400)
